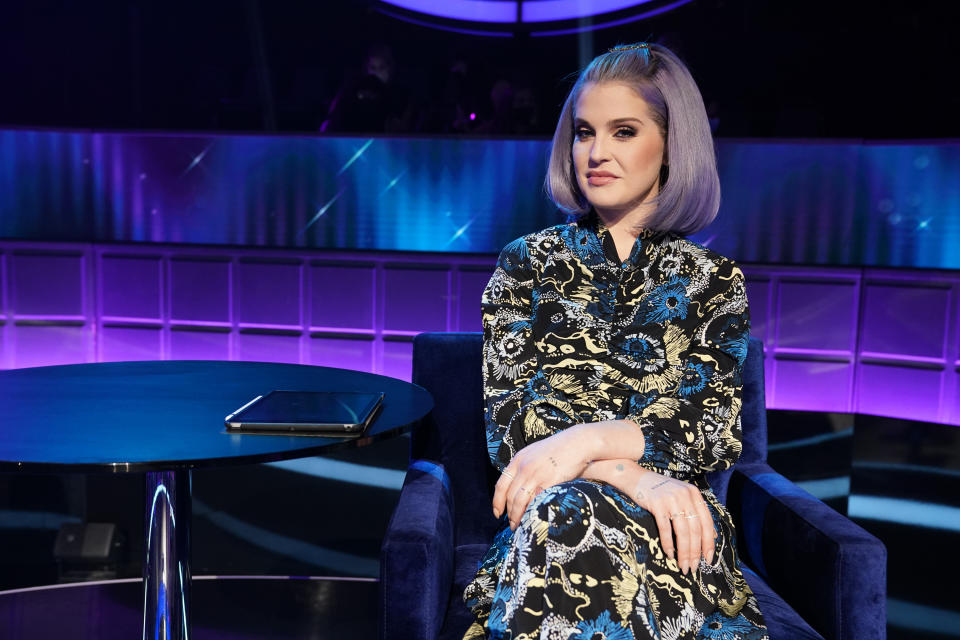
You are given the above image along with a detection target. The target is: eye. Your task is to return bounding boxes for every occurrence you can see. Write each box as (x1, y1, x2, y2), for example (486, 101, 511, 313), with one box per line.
(614, 127, 636, 138)
(574, 126, 593, 140)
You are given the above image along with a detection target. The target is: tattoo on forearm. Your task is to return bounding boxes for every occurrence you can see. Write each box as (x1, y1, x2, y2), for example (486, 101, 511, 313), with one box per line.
(651, 479, 670, 490)
(634, 487, 645, 501)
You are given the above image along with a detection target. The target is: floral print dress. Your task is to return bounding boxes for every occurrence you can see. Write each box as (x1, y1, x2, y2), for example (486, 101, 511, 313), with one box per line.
(462, 214, 768, 640)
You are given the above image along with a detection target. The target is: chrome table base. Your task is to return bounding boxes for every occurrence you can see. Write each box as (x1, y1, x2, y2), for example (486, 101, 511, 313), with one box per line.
(144, 470, 192, 640)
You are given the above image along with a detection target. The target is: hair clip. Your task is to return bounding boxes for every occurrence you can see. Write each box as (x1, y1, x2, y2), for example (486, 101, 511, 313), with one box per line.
(608, 43, 649, 52)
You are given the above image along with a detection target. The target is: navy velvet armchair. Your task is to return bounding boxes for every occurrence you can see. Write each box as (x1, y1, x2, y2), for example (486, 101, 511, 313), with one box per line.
(380, 333, 886, 640)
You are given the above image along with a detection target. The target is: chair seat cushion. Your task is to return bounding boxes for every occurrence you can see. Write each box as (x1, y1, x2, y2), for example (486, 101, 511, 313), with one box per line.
(744, 567, 824, 640)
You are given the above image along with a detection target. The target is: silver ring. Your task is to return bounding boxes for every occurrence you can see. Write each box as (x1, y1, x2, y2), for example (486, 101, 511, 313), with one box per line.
(502, 470, 514, 479)
(684, 514, 699, 519)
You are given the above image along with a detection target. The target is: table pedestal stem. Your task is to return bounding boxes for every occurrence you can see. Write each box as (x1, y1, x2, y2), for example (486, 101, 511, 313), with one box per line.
(143, 470, 192, 640)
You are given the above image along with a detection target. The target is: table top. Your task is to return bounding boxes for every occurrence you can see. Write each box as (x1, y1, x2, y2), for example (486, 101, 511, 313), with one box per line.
(0, 361, 433, 472)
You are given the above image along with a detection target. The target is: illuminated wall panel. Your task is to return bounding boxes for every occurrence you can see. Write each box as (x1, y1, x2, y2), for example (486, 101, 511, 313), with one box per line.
(857, 363, 944, 423)
(309, 335, 375, 371)
(10, 252, 87, 317)
(776, 280, 858, 353)
(381, 339, 414, 382)
(309, 264, 376, 330)
(12, 325, 89, 369)
(457, 269, 492, 333)
(169, 259, 231, 324)
(100, 255, 162, 320)
(743, 277, 771, 344)
(861, 282, 951, 360)
(382, 266, 449, 333)
(236, 261, 302, 328)
(1, 238, 959, 425)
(236, 332, 301, 364)
(169, 328, 230, 361)
(100, 326, 163, 362)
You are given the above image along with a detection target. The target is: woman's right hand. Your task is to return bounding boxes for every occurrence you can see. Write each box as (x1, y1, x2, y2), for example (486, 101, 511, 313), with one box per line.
(631, 469, 715, 575)
(583, 460, 714, 576)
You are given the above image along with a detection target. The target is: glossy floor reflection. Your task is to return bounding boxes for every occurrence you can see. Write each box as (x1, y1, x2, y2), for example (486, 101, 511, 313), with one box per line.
(767, 410, 960, 640)
(0, 576, 377, 640)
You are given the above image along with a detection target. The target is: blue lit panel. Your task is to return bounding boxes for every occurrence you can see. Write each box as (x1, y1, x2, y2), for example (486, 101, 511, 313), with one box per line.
(2, 130, 960, 269)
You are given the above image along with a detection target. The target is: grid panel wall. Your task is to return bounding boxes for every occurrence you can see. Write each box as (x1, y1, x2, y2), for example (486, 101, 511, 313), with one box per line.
(1, 240, 958, 425)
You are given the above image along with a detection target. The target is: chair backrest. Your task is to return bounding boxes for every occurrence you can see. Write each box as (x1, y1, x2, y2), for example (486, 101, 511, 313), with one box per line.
(411, 333, 767, 542)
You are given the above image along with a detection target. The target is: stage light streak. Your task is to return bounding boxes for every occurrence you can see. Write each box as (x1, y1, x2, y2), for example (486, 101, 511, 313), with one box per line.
(302, 189, 344, 232)
(380, 171, 405, 195)
(444, 216, 476, 247)
(181, 144, 213, 177)
(337, 139, 374, 176)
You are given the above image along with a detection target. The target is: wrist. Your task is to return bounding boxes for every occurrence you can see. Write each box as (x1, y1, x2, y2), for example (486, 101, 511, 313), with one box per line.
(568, 422, 602, 463)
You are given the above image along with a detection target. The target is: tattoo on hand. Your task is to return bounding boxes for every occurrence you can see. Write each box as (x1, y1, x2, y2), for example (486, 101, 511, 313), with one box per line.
(634, 488, 645, 501)
(616, 463, 624, 472)
(651, 479, 670, 490)
(549, 456, 558, 468)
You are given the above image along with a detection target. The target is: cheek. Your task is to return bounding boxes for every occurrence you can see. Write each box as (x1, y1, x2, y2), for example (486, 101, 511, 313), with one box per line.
(571, 145, 589, 187)
(629, 143, 665, 178)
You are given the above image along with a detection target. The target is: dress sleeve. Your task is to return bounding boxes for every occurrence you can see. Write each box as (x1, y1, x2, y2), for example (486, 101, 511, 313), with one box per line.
(482, 237, 573, 470)
(626, 262, 751, 479)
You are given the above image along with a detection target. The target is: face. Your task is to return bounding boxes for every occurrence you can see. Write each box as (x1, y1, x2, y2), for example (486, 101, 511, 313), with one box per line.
(366, 55, 392, 84)
(572, 82, 666, 223)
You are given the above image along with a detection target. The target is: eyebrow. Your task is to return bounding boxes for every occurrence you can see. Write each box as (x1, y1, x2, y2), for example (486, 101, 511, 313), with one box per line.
(574, 117, 644, 127)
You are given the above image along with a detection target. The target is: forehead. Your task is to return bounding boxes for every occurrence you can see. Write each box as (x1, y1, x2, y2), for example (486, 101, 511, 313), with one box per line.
(574, 82, 652, 120)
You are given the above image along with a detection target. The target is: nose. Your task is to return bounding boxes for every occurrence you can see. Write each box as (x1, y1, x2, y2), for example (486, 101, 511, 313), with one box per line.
(588, 136, 609, 164)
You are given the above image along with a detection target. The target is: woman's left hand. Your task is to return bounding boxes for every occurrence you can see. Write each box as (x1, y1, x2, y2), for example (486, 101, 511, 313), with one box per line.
(492, 426, 593, 529)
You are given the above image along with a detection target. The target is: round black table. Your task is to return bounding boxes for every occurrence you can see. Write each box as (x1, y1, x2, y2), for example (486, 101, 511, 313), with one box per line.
(0, 360, 433, 640)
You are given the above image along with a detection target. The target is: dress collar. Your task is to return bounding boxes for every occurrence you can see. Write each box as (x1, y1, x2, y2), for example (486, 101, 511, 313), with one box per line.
(571, 211, 666, 270)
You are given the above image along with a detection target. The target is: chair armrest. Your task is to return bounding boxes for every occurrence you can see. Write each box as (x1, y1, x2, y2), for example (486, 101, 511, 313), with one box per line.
(727, 462, 887, 640)
(379, 460, 455, 640)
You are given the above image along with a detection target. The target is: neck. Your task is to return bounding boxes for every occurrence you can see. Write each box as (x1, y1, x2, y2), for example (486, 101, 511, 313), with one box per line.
(595, 203, 655, 236)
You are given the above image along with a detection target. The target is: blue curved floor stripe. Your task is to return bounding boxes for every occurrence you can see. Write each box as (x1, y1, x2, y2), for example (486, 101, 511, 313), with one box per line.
(192, 499, 378, 576)
(265, 458, 406, 490)
(888, 598, 960, 635)
(0, 510, 81, 530)
(767, 428, 853, 451)
(794, 476, 850, 500)
(848, 495, 960, 532)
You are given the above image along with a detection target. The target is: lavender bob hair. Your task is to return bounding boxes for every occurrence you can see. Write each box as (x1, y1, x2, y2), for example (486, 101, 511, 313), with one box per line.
(545, 43, 720, 236)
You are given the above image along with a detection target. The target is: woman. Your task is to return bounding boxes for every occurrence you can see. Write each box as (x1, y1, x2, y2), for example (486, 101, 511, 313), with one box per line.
(462, 43, 768, 639)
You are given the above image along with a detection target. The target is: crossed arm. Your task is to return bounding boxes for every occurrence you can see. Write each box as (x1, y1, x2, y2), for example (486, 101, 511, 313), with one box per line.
(490, 420, 716, 576)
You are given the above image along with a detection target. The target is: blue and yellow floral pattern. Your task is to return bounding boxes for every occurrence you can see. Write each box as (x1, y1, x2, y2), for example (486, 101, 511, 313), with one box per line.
(462, 214, 768, 639)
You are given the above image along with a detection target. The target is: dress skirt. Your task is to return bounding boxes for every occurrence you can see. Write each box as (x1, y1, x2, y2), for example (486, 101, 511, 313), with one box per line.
(462, 479, 769, 640)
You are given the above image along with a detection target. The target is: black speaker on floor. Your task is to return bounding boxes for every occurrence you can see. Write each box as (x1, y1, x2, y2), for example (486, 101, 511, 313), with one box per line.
(53, 522, 125, 583)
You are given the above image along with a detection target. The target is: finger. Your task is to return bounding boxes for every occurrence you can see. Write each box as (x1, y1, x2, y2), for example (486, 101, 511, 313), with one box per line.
(684, 509, 701, 577)
(652, 507, 675, 562)
(670, 502, 692, 575)
(492, 467, 515, 518)
(695, 497, 715, 565)
(508, 482, 535, 529)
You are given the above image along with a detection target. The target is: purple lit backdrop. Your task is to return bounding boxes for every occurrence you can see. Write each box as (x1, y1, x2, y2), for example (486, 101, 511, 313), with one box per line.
(2, 239, 959, 426)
